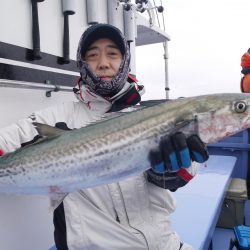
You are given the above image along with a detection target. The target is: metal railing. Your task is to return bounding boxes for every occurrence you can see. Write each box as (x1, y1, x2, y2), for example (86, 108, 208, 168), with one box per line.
(0, 79, 73, 97)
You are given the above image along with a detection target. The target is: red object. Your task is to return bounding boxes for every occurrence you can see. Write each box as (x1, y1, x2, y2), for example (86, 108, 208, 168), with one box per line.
(241, 74, 250, 93)
(0, 149, 5, 156)
(177, 168, 193, 182)
(127, 93, 138, 104)
(128, 74, 138, 83)
(241, 53, 250, 68)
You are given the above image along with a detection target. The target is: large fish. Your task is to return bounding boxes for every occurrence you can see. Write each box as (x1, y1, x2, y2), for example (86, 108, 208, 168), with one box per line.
(0, 93, 250, 195)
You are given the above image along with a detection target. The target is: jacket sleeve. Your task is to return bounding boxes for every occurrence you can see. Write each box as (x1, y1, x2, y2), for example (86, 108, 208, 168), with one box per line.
(0, 118, 39, 154)
(0, 102, 74, 154)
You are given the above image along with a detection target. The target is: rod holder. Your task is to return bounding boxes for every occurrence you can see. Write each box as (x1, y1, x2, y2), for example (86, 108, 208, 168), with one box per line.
(62, 0, 76, 64)
(30, 0, 45, 60)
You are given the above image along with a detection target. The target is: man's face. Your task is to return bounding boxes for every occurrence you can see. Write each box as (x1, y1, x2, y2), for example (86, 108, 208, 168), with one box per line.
(84, 38, 122, 82)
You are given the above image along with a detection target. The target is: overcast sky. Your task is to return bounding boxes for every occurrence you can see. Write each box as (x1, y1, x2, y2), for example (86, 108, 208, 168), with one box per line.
(135, 0, 250, 100)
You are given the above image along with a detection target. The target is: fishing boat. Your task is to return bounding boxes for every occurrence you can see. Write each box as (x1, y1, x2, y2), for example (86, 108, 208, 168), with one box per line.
(0, 1, 249, 249)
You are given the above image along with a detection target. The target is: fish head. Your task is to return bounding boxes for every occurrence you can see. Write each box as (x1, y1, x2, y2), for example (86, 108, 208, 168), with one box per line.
(192, 93, 250, 143)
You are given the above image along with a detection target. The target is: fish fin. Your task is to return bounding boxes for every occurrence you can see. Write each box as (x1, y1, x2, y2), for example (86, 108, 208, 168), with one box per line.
(85, 108, 141, 126)
(72, 105, 143, 128)
(33, 122, 65, 138)
(78, 113, 123, 128)
(171, 119, 197, 134)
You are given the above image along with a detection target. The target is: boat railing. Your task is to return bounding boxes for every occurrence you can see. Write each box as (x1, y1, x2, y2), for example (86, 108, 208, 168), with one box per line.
(0, 79, 73, 97)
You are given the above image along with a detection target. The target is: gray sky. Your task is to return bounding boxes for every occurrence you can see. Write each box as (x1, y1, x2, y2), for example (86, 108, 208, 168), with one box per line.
(136, 0, 250, 100)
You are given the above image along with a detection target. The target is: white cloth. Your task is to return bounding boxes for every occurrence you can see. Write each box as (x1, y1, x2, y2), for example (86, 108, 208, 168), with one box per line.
(0, 85, 193, 250)
(63, 175, 192, 250)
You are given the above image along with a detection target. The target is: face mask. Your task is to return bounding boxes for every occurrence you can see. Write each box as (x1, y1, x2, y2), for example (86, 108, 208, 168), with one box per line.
(76, 24, 131, 97)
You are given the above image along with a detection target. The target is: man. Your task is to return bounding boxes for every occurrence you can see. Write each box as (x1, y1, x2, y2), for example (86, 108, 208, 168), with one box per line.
(0, 24, 208, 249)
(240, 48, 250, 93)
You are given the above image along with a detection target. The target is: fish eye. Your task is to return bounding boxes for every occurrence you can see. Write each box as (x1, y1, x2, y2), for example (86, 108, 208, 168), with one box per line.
(234, 101, 247, 113)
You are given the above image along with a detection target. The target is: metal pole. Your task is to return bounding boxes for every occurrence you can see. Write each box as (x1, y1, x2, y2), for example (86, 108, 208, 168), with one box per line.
(163, 41, 169, 99)
(108, 0, 119, 26)
(0, 79, 73, 92)
(62, 0, 76, 64)
(30, 0, 45, 60)
(86, 0, 101, 24)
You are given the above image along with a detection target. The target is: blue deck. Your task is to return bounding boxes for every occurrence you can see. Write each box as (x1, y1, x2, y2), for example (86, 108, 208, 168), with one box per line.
(209, 130, 250, 249)
(208, 130, 250, 179)
(172, 130, 250, 249)
(172, 155, 236, 249)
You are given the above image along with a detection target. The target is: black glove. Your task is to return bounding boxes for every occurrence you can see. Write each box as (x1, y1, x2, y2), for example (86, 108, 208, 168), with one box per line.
(147, 132, 209, 190)
(149, 132, 208, 173)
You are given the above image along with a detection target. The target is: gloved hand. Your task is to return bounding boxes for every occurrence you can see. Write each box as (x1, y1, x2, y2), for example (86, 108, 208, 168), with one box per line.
(147, 164, 198, 191)
(147, 132, 209, 191)
(149, 132, 209, 173)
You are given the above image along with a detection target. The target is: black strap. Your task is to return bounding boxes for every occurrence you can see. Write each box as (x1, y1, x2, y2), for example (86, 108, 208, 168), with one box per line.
(179, 242, 183, 249)
(241, 67, 250, 75)
(53, 123, 70, 250)
(53, 202, 68, 250)
(147, 169, 187, 191)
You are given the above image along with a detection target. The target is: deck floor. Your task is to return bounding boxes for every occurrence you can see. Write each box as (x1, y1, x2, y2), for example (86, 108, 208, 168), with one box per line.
(212, 228, 234, 250)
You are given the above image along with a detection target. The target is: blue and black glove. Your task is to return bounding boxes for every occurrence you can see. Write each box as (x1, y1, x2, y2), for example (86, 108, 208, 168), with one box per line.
(147, 132, 209, 191)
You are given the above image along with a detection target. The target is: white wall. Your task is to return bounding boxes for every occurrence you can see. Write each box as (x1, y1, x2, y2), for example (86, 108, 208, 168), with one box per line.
(0, 1, 87, 249)
(0, 0, 86, 59)
(0, 0, 127, 60)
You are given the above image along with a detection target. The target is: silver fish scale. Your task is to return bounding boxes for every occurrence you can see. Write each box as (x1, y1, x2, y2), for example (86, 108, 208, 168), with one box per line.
(1, 93, 250, 194)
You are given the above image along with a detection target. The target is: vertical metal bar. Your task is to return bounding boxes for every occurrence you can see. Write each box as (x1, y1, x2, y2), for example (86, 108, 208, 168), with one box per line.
(30, 0, 44, 60)
(108, 0, 119, 26)
(86, 0, 101, 24)
(123, 5, 135, 42)
(63, 14, 70, 63)
(62, 0, 76, 64)
(163, 41, 169, 99)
